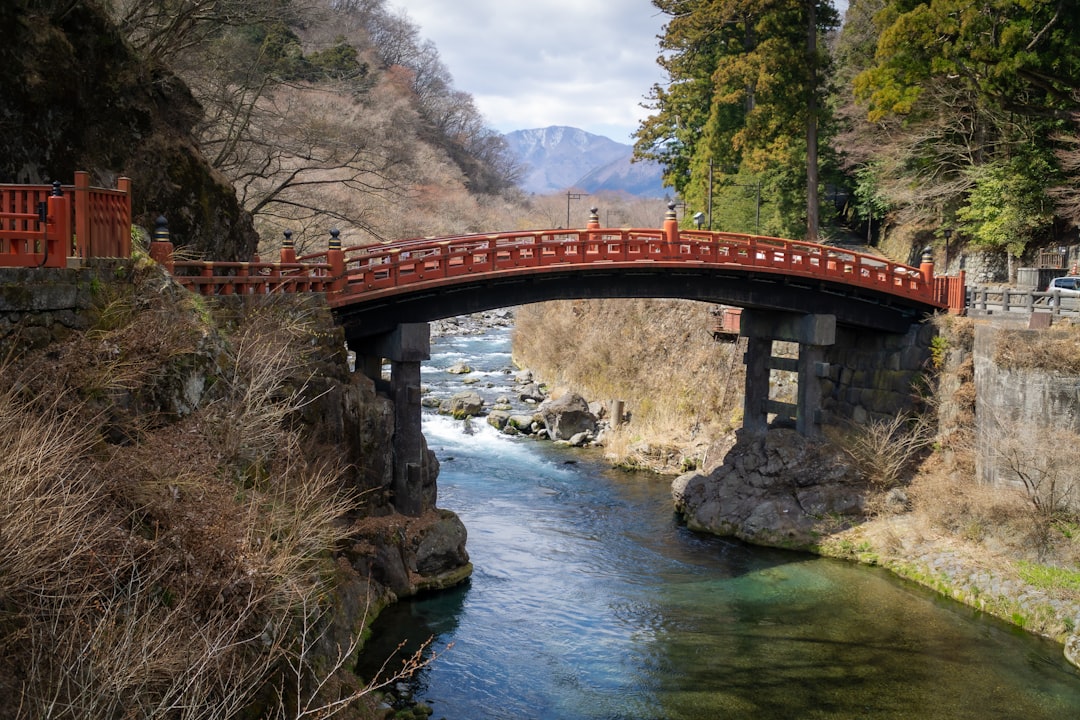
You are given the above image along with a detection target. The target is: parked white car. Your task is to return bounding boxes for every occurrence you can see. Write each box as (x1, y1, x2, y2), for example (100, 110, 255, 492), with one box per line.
(1049, 276, 1080, 295)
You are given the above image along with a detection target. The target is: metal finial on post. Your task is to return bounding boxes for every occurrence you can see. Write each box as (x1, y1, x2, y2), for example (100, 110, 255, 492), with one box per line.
(283, 230, 293, 248)
(154, 215, 170, 243)
(329, 228, 341, 250)
(51, 180, 62, 196)
(919, 245, 934, 283)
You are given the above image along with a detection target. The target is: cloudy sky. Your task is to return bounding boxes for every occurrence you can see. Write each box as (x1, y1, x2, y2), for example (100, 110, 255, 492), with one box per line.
(391, 1, 670, 144)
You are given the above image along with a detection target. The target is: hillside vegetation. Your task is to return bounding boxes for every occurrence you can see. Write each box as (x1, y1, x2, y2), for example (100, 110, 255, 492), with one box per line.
(0, 261, 413, 718)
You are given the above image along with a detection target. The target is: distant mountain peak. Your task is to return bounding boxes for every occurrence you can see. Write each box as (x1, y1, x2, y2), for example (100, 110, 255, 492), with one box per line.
(503, 126, 665, 198)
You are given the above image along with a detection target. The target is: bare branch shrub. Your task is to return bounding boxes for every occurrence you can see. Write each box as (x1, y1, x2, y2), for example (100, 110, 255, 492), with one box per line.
(994, 425, 1080, 521)
(0, 298, 429, 718)
(836, 412, 935, 490)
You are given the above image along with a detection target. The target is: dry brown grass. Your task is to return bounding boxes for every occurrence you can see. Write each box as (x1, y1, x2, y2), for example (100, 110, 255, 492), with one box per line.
(0, 269, 405, 719)
(994, 323, 1080, 373)
(514, 299, 743, 470)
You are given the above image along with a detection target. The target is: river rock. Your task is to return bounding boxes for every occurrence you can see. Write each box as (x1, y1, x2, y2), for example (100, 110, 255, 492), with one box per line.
(518, 382, 546, 403)
(514, 369, 533, 384)
(447, 361, 472, 374)
(538, 392, 597, 441)
(487, 410, 511, 430)
(672, 428, 863, 547)
(442, 390, 484, 419)
(507, 414, 540, 433)
(415, 510, 470, 578)
(1066, 633, 1080, 670)
(568, 430, 593, 447)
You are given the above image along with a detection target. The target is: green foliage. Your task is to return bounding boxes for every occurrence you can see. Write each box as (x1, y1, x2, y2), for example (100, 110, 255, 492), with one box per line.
(637, 0, 839, 228)
(842, 0, 1080, 252)
(956, 156, 1057, 257)
(929, 335, 948, 371)
(851, 163, 890, 226)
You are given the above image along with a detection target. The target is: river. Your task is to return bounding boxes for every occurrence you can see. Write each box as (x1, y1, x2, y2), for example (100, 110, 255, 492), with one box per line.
(357, 324, 1080, 719)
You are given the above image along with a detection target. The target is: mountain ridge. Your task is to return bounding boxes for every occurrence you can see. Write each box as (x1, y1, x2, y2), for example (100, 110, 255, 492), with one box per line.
(503, 126, 666, 198)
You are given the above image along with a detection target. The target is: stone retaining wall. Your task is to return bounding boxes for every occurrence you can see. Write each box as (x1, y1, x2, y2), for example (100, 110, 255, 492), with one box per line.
(0, 263, 128, 355)
(820, 322, 936, 426)
(973, 324, 1080, 511)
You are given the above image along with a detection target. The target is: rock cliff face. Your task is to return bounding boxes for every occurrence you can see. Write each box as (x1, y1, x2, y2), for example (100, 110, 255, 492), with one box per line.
(0, 1, 258, 259)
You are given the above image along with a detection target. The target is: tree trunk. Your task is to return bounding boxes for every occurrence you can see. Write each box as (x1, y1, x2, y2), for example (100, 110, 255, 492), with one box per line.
(805, 0, 820, 243)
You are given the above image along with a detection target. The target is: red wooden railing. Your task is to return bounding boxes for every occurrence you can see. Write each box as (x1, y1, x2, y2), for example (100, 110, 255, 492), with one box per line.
(0, 172, 131, 267)
(162, 210, 963, 314)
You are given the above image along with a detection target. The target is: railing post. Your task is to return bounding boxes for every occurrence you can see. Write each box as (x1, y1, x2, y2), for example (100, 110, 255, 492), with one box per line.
(954, 270, 966, 314)
(328, 228, 346, 293)
(587, 207, 600, 230)
(280, 229, 297, 264)
(117, 176, 132, 258)
(45, 181, 70, 268)
(663, 202, 679, 258)
(919, 246, 934, 284)
(74, 171, 91, 259)
(149, 215, 175, 272)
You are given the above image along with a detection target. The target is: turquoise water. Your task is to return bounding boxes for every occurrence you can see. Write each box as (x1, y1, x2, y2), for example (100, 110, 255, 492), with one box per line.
(357, 328, 1080, 719)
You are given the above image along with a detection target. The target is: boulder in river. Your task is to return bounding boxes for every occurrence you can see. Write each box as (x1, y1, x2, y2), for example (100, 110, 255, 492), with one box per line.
(538, 392, 597, 441)
(442, 390, 484, 419)
(672, 428, 863, 548)
(447, 361, 472, 375)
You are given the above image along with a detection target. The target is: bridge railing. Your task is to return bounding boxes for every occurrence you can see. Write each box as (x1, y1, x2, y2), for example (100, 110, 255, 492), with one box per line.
(968, 284, 1080, 318)
(325, 227, 942, 308)
(152, 213, 962, 314)
(0, 172, 131, 267)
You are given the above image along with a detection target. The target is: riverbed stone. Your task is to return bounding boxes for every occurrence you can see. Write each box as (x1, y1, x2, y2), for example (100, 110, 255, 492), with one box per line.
(538, 392, 597, 441)
(518, 382, 546, 403)
(443, 390, 484, 419)
(507, 414, 539, 433)
(672, 428, 863, 548)
(487, 410, 510, 430)
(447, 361, 472, 374)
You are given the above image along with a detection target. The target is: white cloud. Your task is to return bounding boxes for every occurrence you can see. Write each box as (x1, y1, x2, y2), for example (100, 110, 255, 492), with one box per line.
(392, 0, 667, 142)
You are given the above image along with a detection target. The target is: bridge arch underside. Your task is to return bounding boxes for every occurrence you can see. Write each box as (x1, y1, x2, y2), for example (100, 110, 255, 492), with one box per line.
(332, 265, 938, 344)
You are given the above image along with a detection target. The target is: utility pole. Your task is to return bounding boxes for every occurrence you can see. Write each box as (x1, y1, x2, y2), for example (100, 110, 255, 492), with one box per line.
(566, 191, 588, 228)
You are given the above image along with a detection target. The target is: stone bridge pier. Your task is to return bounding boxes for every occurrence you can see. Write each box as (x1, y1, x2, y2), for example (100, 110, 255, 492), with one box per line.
(739, 309, 935, 436)
(352, 322, 431, 516)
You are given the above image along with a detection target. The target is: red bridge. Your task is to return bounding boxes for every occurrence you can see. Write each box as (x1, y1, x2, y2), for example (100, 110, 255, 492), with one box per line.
(1, 174, 961, 341)
(159, 206, 962, 342)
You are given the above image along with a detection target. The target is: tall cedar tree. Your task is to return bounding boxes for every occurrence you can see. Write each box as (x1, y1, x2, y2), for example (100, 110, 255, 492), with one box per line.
(849, 0, 1080, 257)
(635, 0, 838, 241)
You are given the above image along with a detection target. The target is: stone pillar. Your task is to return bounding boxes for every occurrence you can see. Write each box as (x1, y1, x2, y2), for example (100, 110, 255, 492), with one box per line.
(740, 310, 835, 437)
(743, 336, 772, 435)
(796, 344, 827, 437)
(351, 323, 431, 516)
(391, 358, 424, 516)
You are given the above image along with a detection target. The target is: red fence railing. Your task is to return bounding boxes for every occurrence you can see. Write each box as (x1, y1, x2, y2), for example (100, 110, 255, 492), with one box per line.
(0, 172, 130, 267)
(160, 211, 959, 314)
